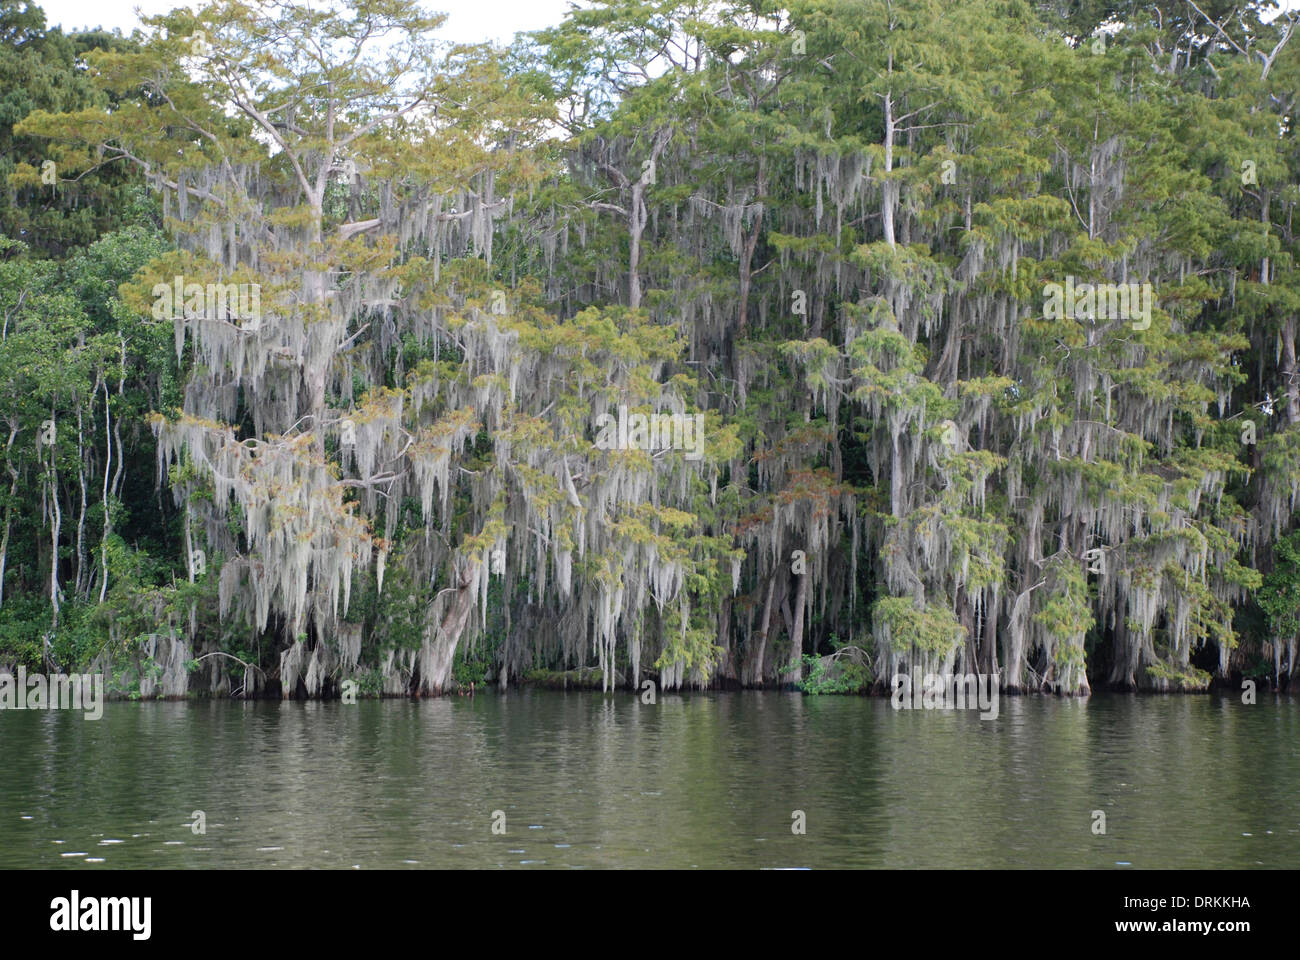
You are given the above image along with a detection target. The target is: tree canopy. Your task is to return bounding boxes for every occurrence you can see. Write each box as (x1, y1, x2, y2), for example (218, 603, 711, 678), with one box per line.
(3, 0, 1298, 698)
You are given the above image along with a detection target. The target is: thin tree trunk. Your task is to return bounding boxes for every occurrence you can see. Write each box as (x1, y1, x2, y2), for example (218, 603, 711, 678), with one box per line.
(99, 378, 113, 603)
(110, 335, 126, 503)
(782, 570, 808, 686)
(748, 574, 777, 687)
(629, 181, 645, 309)
(882, 91, 897, 247)
(1282, 316, 1299, 425)
(184, 501, 196, 583)
(736, 161, 765, 336)
(0, 423, 17, 610)
(981, 587, 999, 679)
(74, 401, 88, 598)
(626, 128, 670, 310)
(47, 420, 62, 641)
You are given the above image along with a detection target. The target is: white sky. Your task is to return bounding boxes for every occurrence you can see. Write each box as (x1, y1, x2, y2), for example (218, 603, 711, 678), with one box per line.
(36, 0, 577, 45)
(34, 0, 1300, 43)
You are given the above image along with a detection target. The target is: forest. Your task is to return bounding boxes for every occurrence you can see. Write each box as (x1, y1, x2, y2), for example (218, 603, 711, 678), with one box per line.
(1, 0, 1298, 701)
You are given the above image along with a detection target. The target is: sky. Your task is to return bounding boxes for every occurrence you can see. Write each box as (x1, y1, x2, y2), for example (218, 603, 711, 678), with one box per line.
(35, 0, 577, 45)
(31, 0, 1300, 44)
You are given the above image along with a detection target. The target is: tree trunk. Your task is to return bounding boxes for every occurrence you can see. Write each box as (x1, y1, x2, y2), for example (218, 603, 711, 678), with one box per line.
(881, 92, 897, 247)
(628, 181, 645, 309)
(781, 571, 807, 687)
(74, 402, 88, 598)
(981, 587, 999, 679)
(1283, 319, 1299, 425)
(46, 420, 61, 637)
(420, 564, 480, 694)
(736, 161, 765, 336)
(746, 574, 777, 687)
(99, 379, 113, 603)
(0, 423, 16, 610)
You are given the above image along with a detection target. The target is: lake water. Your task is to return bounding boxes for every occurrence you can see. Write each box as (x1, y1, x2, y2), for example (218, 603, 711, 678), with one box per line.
(1, 690, 1296, 868)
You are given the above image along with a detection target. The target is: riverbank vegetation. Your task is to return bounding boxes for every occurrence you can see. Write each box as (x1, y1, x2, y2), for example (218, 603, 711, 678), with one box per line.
(2, 0, 1299, 699)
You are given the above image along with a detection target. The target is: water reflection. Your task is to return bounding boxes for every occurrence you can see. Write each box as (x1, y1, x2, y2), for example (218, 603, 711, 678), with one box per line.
(0, 691, 1296, 868)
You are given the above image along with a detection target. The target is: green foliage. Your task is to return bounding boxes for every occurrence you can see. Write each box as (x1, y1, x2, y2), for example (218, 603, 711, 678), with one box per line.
(1258, 531, 1300, 643)
(1, 0, 1297, 699)
(451, 646, 489, 688)
(522, 667, 605, 689)
(0, 1, 145, 257)
(797, 646, 873, 695)
(872, 597, 965, 658)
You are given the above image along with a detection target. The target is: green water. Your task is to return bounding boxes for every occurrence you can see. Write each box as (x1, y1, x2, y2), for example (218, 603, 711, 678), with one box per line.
(1, 690, 1296, 868)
